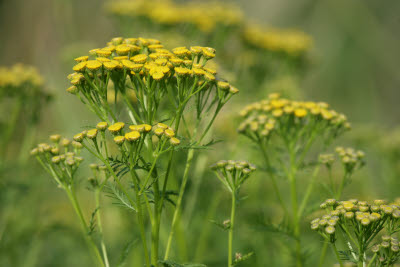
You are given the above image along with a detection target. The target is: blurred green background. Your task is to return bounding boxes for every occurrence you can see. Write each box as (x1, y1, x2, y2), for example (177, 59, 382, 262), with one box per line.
(1, 0, 400, 266)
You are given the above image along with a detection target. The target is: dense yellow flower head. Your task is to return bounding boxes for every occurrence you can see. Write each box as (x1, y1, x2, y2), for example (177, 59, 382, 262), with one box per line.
(243, 24, 313, 56)
(238, 93, 350, 142)
(0, 64, 44, 89)
(106, 0, 243, 33)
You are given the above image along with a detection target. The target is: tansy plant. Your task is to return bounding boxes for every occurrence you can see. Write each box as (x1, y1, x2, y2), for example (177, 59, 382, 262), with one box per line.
(33, 37, 238, 267)
(237, 24, 312, 94)
(238, 93, 351, 266)
(0, 64, 50, 163)
(319, 147, 365, 199)
(311, 199, 400, 267)
(29, 136, 108, 266)
(210, 160, 256, 267)
(105, 0, 243, 51)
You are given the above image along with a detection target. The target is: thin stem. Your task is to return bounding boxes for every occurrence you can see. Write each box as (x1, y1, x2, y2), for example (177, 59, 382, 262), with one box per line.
(336, 172, 349, 199)
(65, 187, 105, 267)
(331, 243, 344, 267)
(164, 148, 194, 260)
(298, 165, 320, 218)
(95, 189, 110, 267)
(367, 253, 377, 267)
(288, 144, 302, 267)
(259, 142, 288, 216)
(131, 169, 151, 267)
(228, 192, 236, 267)
(318, 241, 329, 267)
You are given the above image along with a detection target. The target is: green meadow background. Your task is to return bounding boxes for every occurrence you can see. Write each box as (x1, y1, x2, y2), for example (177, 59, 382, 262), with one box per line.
(0, 0, 399, 266)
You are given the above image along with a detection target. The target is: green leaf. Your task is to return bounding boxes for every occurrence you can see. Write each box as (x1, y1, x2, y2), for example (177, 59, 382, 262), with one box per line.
(105, 182, 137, 212)
(159, 260, 207, 267)
(232, 252, 254, 266)
(176, 139, 223, 151)
(253, 218, 295, 239)
(117, 238, 138, 267)
(87, 207, 98, 235)
(210, 219, 230, 231)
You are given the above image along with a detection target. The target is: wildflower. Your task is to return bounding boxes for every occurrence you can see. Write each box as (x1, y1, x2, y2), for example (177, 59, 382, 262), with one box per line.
(87, 129, 98, 139)
(50, 134, 61, 143)
(97, 122, 108, 131)
(86, 60, 102, 71)
(114, 136, 125, 145)
(164, 129, 175, 138)
(108, 122, 125, 134)
(125, 131, 141, 142)
(170, 137, 180, 146)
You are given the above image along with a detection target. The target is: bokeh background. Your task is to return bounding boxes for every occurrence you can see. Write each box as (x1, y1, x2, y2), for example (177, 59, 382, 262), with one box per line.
(1, 0, 400, 266)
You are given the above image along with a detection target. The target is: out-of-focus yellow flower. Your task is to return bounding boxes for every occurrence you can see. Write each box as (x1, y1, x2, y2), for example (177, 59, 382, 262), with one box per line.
(243, 23, 313, 56)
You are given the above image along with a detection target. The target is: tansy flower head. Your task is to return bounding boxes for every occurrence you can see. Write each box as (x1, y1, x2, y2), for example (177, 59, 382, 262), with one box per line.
(125, 131, 141, 142)
(96, 122, 108, 131)
(108, 122, 125, 134)
(86, 60, 102, 71)
(114, 136, 125, 145)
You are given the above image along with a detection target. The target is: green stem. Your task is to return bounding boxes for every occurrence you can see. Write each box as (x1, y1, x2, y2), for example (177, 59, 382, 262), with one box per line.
(331, 243, 344, 267)
(228, 192, 236, 267)
(318, 241, 329, 267)
(367, 253, 377, 267)
(129, 168, 151, 267)
(1, 97, 22, 158)
(298, 165, 320, 218)
(151, 178, 160, 266)
(336, 172, 349, 199)
(164, 148, 194, 260)
(259, 143, 288, 217)
(289, 146, 302, 267)
(65, 187, 105, 267)
(95, 189, 110, 267)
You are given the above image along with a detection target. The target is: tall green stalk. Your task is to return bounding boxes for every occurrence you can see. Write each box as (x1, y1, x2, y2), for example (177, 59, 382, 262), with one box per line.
(65, 186, 105, 267)
(228, 192, 236, 267)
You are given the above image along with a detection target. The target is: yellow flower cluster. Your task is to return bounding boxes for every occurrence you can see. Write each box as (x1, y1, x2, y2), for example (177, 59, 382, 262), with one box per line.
(73, 121, 181, 147)
(210, 160, 256, 190)
(68, 37, 221, 90)
(0, 64, 44, 95)
(312, 199, 400, 237)
(335, 146, 365, 173)
(152, 122, 180, 146)
(106, 0, 243, 33)
(371, 235, 400, 264)
(243, 24, 313, 56)
(67, 37, 237, 123)
(238, 93, 350, 142)
(31, 135, 84, 170)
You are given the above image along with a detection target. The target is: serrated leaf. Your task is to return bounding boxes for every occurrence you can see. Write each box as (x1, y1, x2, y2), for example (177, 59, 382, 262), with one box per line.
(253, 218, 295, 239)
(210, 219, 230, 231)
(176, 139, 223, 151)
(87, 207, 98, 235)
(117, 238, 138, 267)
(232, 252, 254, 266)
(159, 260, 207, 267)
(105, 182, 137, 212)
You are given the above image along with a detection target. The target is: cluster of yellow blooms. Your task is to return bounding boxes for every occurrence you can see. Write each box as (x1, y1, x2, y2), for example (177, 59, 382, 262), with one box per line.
(73, 121, 181, 147)
(243, 24, 313, 56)
(0, 64, 44, 96)
(210, 160, 256, 191)
(238, 93, 350, 143)
(68, 37, 238, 123)
(106, 0, 243, 33)
(319, 147, 365, 170)
(30, 135, 84, 184)
(311, 199, 400, 248)
(335, 146, 365, 173)
(371, 235, 400, 264)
